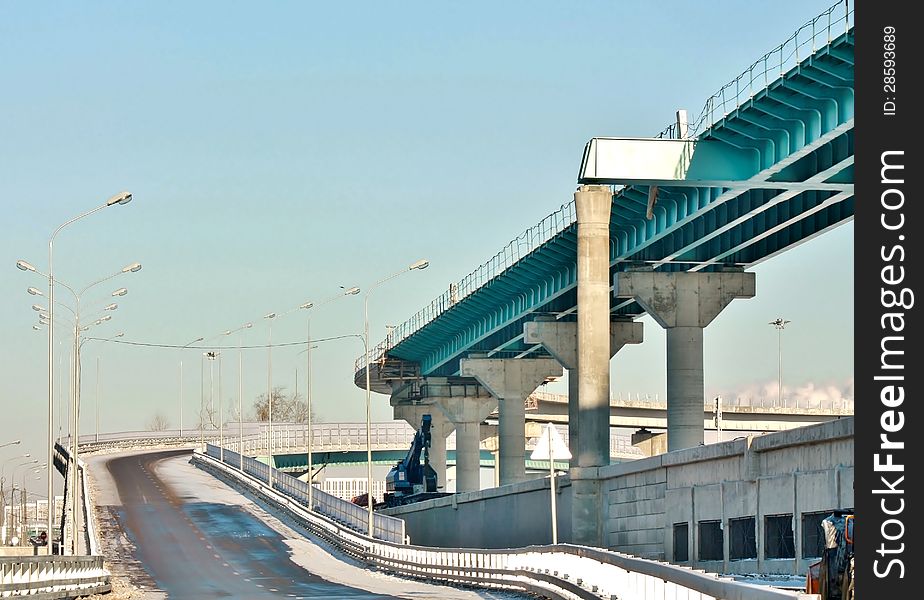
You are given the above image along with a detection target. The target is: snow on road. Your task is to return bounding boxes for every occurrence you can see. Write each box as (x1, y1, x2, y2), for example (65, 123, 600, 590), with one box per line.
(87, 448, 529, 600)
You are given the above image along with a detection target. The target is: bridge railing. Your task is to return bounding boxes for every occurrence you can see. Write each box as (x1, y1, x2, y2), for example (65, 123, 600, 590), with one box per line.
(194, 449, 812, 600)
(663, 0, 854, 140)
(225, 421, 416, 457)
(203, 444, 406, 544)
(355, 199, 577, 375)
(0, 555, 110, 598)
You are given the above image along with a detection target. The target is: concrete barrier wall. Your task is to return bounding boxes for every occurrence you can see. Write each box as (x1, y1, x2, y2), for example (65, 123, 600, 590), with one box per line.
(388, 418, 853, 576)
(383, 475, 572, 548)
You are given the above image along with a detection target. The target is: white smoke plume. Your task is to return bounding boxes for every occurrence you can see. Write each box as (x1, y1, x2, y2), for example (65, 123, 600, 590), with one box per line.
(709, 376, 854, 410)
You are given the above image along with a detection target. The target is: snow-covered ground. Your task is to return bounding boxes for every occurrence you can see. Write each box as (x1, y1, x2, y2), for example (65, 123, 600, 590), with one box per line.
(86, 449, 530, 599)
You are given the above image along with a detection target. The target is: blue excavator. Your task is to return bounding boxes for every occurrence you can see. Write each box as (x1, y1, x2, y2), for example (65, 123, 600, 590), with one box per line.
(382, 414, 449, 507)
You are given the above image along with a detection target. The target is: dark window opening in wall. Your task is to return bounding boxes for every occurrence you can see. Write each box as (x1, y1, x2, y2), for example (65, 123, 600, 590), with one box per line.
(802, 511, 831, 558)
(673, 523, 689, 562)
(729, 517, 756, 560)
(698, 520, 723, 561)
(765, 514, 795, 559)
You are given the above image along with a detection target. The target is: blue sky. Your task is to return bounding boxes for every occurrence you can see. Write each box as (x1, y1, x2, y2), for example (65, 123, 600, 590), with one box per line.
(0, 1, 851, 470)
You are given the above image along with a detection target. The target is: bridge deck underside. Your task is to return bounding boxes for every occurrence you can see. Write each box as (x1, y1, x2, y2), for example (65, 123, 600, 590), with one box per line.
(365, 30, 853, 386)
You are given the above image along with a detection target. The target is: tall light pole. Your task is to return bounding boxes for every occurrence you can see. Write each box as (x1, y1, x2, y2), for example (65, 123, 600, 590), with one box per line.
(769, 318, 791, 407)
(180, 337, 204, 437)
(223, 323, 253, 471)
(362, 259, 428, 536)
(0, 440, 21, 450)
(264, 312, 276, 488)
(37, 191, 132, 554)
(263, 302, 311, 489)
(298, 286, 360, 509)
(18, 258, 138, 555)
(70, 271, 138, 556)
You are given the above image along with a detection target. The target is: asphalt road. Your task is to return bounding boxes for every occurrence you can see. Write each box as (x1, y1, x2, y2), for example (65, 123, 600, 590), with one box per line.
(104, 449, 400, 599)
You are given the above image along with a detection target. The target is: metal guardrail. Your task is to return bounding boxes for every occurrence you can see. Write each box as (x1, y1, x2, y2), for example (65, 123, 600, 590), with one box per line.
(0, 555, 110, 598)
(355, 200, 577, 375)
(354, 0, 855, 378)
(203, 444, 406, 544)
(225, 421, 416, 457)
(194, 450, 812, 600)
(6, 444, 113, 599)
(530, 390, 855, 413)
(660, 0, 853, 139)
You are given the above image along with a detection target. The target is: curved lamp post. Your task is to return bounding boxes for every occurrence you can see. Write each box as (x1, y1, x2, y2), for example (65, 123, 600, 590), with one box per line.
(262, 301, 311, 489)
(362, 259, 428, 536)
(17, 191, 132, 554)
(179, 336, 205, 437)
(296, 286, 360, 509)
(18, 258, 139, 555)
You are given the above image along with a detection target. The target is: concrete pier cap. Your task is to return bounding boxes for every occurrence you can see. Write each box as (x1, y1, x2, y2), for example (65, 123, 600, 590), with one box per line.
(614, 270, 756, 451)
(460, 357, 562, 486)
(523, 319, 643, 458)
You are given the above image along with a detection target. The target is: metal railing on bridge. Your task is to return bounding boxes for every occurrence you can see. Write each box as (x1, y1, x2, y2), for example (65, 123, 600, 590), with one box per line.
(226, 421, 416, 457)
(194, 447, 813, 600)
(202, 444, 406, 544)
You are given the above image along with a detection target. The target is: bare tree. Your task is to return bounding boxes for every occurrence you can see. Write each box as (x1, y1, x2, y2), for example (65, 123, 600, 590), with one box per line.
(253, 386, 316, 423)
(147, 412, 170, 431)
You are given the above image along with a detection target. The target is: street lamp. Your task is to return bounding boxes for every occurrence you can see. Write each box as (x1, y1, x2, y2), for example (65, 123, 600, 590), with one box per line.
(299, 286, 360, 509)
(0, 440, 21, 450)
(20, 260, 139, 555)
(220, 325, 253, 471)
(362, 259, 428, 536)
(769, 318, 791, 407)
(203, 351, 222, 459)
(263, 301, 311, 489)
(180, 337, 205, 437)
(15, 191, 132, 554)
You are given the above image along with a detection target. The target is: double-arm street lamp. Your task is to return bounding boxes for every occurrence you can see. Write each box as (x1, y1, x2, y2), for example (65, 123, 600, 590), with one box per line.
(361, 259, 428, 536)
(18, 259, 140, 555)
(14, 192, 132, 554)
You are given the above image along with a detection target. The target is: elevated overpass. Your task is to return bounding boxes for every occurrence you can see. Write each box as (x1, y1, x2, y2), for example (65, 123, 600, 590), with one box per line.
(350, 1, 854, 549)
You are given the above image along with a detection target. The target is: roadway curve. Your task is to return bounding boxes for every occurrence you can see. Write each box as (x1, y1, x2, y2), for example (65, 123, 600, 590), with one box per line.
(90, 448, 522, 600)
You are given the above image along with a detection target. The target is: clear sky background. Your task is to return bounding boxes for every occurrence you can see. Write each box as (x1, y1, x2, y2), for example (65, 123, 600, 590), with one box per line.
(1, 1, 852, 477)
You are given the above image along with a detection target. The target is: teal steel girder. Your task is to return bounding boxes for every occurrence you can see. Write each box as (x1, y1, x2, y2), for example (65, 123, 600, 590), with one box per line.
(383, 29, 853, 379)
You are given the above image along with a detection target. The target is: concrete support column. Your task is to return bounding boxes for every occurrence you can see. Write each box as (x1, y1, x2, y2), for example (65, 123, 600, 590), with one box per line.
(667, 326, 705, 451)
(524, 319, 643, 459)
(615, 270, 756, 451)
(393, 403, 453, 489)
(460, 357, 562, 485)
(435, 396, 497, 492)
(567, 184, 614, 548)
(575, 185, 613, 469)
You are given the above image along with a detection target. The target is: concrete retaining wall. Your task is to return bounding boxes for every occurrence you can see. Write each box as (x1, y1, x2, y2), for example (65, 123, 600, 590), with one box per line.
(386, 417, 853, 576)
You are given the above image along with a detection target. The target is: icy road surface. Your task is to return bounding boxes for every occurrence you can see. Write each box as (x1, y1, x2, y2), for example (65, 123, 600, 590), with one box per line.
(87, 448, 530, 600)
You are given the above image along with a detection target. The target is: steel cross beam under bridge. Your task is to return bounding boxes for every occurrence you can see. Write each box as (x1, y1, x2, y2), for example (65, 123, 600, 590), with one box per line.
(355, 5, 854, 393)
